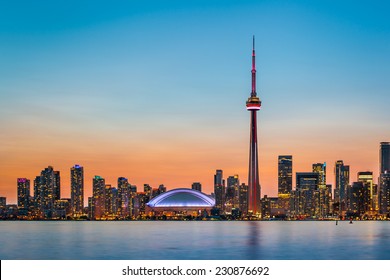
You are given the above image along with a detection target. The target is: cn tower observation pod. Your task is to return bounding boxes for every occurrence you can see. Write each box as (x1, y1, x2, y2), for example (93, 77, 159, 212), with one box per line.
(146, 188, 215, 209)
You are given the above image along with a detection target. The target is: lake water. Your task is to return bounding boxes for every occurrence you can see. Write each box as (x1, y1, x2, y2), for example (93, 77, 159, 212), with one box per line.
(0, 221, 389, 260)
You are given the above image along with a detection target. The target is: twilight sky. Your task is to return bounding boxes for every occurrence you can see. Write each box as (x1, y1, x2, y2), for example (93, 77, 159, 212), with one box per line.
(1, 0, 389, 204)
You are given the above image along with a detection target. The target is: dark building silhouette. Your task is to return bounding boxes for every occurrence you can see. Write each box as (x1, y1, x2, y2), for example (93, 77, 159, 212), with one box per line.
(214, 169, 225, 211)
(294, 172, 319, 217)
(191, 182, 202, 192)
(278, 155, 292, 195)
(33, 166, 60, 218)
(379, 173, 390, 214)
(334, 160, 349, 212)
(347, 182, 369, 216)
(17, 178, 30, 211)
(380, 142, 390, 174)
(92, 175, 105, 220)
(70, 164, 84, 216)
(379, 142, 390, 215)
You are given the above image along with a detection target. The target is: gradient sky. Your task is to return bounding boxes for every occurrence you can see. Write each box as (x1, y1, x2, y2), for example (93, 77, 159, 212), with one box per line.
(1, 0, 389, 204)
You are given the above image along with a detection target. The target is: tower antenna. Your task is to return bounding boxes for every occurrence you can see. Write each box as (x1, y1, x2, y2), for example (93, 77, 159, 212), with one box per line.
(251, 35, 256, 97)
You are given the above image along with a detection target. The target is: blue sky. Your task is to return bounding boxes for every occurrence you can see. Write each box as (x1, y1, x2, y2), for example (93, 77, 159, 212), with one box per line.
(1, 0, 389, 202)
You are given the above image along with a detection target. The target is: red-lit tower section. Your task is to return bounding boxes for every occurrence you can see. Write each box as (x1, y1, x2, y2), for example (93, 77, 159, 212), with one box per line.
(246, 36, 261, 215)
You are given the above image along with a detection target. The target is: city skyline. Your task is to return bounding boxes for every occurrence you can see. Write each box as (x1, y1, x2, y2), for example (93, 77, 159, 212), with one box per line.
(3, 147, 388, 207)
(5, 141, 389, 220)
(1, 1, 390, 204)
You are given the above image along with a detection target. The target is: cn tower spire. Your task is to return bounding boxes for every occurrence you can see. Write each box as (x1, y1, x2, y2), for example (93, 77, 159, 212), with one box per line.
(251, 35, 256, 97)
(246, 36, 262, 216)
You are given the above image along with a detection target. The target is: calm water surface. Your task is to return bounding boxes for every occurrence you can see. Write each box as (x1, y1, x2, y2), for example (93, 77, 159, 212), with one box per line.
(1, 221, 389, 260)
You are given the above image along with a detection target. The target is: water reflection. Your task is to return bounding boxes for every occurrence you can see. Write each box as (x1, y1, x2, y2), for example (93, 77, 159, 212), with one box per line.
(246, 222, 262, 259)
(1, 221, 390, 259)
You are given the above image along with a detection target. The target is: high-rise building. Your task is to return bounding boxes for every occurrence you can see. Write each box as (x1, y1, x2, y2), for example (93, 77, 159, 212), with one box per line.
(246, 37, 262, 215)
(379, 142, 390, 215)
(53, 199, 71, 219)
(277, 156, 292, 214)
(158, 185, 166, 192)
(294, 172, 319, 217)
(326, 184, 333, 213)
(144, 184, 152, 203)
(33, 166, 59, 217)
(17, 178, 30, 210)
(312, 163, 326, 187)
(380, 142, 390, 174)
(372, 183, 379, 211)
(334, 160, 349, 211)
(92, 175, 105, 220)
(151, 184, 166, 199)
(128, 185, 138, 218)
(0, 197, 6, 208)
(227, 175, 239, 196)
(41, 166, 55, 212)
(296, 173, 319, 191)
(192, 182, 202, 192)
(226, 175, 240, 212)
(0, 197, 6, 218)
(239, 183, 248, 214)
(358, 171, 374, 211)
(312, 163, 329, 217)
(278, 155, 293, 195)
(214, 169, 225, 210)
(379, 172, 390, 214)
(227, 175, 239, 190)
(117, 177, 129, 218)
(88, 197, 93, 220)
(347, 182, 368, 216)
(261, 195, 271, 219)
(104, 184, 118, 217)
(70, 164, 84, 216)
(33, 175, 44, 214)
(53, 171, 61, 201)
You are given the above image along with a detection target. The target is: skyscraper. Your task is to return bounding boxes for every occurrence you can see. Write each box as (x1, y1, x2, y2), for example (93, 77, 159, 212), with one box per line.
(144, 184, 152, 202)
(118, 177, 129, 218)
(246, 37, 262, 215)
(17, 178, 30, 210)
(53, 170, 61, 201)
(239, 183, 248, 214)
(33, 175, 44, 215)
(379, 172, 390, 214)
(71, 164, 84, 216)
(379, 142, 390, 214)
(0, 197, 6, 218)
(104, 184, 118, 217)
(41, 166, 55, 212)
(295, 172, 319, 217)
(0, 197, 6, 209)
(214, 169, 225, 210)
(312, 163, 326, 188)
(278, 155, 293, 195)
(226, 175, 240, 211)
(92, 175, 105, 220)
(334, 160, 349, 211)
(34, 166, 59, 217)
(312, 163, 329, 217)
(347, 182, 366, 215)
(277, 156, 292, 214)
(357, 171, 374, 211)
(380, 142, 390, 173)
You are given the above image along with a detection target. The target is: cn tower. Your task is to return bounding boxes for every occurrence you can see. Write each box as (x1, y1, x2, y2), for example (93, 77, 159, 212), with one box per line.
(246, 36, 261, 215)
